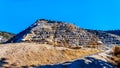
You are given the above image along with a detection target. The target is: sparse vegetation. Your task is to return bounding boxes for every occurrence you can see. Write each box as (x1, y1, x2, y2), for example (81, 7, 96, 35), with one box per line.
(0, 31, 14, 39)
(110, 46, 120, 67)
(0, 31, 15, 43)
(113, 46, 120, 56)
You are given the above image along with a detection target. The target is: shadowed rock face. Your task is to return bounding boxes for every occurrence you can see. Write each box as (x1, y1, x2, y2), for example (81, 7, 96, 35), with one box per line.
(7, 19, 99, 47)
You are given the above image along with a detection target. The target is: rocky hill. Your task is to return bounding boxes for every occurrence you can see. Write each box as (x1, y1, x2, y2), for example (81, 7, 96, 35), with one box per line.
(0, 31, 15, 43)
(1, 19, 120, 68)
(7, 19, 99, 48)
(6, 19, 120, 47)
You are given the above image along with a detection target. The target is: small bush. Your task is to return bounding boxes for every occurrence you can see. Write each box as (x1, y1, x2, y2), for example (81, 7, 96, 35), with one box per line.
(113, 46, 120, 56)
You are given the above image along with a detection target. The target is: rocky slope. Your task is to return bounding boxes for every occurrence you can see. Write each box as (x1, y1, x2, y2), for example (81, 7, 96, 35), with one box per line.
(0, 31, 14, 43)
(7, 19, 99, 48)
(7, 19, 120, 47)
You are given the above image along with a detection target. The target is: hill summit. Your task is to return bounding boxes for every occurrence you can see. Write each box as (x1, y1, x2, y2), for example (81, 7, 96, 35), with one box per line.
(7, 19, 99, 47)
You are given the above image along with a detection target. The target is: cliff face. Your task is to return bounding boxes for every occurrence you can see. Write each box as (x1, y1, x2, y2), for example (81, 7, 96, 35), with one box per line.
(0, 31, 14, 43)
(7, 19, 99, 47)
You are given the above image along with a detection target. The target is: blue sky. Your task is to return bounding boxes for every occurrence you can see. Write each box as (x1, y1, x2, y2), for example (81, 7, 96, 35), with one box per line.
(0, 0, 120, 34)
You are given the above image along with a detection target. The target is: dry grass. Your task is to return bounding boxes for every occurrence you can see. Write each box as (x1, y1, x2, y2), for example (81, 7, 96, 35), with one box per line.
(110, 56, 120, 63)
(0, 43, 100, 67)
(113, 46, 120, 56)
(109, 46, 120, 66)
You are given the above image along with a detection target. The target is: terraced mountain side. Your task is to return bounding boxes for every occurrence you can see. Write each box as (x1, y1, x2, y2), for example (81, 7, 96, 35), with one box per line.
(7, 19, 99, 48)
(7, 19, 120, 47)
(0, 31, 15, 43)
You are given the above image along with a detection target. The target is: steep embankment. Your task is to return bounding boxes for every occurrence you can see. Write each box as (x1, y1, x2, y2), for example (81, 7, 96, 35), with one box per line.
(0, 43, 100, 67)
